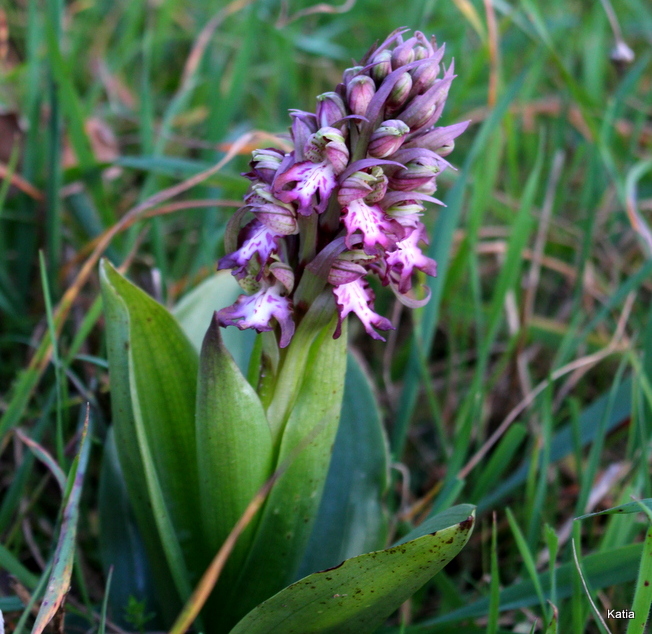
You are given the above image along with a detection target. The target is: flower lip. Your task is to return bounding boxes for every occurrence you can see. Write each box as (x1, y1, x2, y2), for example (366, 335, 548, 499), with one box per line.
(332, 278, 395, 341)
(216, 283, 295, 348)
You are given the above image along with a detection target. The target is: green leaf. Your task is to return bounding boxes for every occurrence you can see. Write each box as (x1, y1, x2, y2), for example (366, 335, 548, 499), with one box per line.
(100, 259, 201, 622)
(172, 271, 256, 373)
(576, 498, 652, 520)
(32, 409, 91, 634)
(98, 428, 159, 629)
(298, 352, 389, 577)
(196, 317, 273, 601)
(223, 318, 348, 630)
(230, 507, 475, 634)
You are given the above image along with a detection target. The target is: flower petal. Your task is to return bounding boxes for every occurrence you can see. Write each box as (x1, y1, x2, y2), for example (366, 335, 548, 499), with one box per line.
(273, 160, 336, 216)
(332, 278, 394, 341)
(216, 284, 295, 347)
(342, 199, 400, 254)
(385, 226, 437, 293)
(218, 220, 280, 278)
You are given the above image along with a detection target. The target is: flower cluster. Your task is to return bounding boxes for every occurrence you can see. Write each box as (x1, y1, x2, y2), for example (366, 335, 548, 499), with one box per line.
(217, 28, 468, 346)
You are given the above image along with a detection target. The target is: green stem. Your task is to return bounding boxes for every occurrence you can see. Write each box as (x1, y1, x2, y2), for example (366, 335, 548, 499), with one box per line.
(265, 292, 337, 443)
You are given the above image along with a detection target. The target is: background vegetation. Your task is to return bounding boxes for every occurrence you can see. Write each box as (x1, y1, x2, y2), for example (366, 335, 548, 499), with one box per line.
(1, 0, 652, 631)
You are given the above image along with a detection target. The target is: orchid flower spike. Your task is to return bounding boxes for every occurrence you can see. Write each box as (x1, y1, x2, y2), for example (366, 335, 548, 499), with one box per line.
(217, 28, 468, 346)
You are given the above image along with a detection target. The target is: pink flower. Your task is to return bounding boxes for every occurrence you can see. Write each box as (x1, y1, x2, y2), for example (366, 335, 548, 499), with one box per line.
(342, 199, 401, 255)
(385, 226, 437, 293)
(216, 283, 295, 348)
(216, 28, 466, 347)
(217, 220, 280, 279)
(333, 278, 394, 341)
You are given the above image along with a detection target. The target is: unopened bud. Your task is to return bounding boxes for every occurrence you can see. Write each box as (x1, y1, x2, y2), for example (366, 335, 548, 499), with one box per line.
(249, 148, 284, 183)
(316, 92, 347, 129)
(409, 60, 440, 97)
(403, 120, 469, 154)
(346, 75, 376, 116)
(270, 261, 295, 293)
(391, 39, 416, 69)
(386, 72, 412, 111)
(368, 119, 410, 158)
(413, 45, 429, 61)
(342, 66, 364, 86)
(414, 178, 438, 195)
(364, 166, 388, 203)
(338, 171, 374, 205)
(328, 258, 368, 286)
(385, 199, 426, 219)
(371, 49, 393, 84)
(253, 203, 299, 235)
(388, 156, 441, 191)
(398, 75, 453, 131)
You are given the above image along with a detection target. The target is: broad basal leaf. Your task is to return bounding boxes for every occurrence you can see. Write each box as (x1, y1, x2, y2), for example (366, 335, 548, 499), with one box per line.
(230, 506, 475, 634)
(196, 316, 273, 627)
(298, 352, 389, 577)
(100, 260, 201, 621)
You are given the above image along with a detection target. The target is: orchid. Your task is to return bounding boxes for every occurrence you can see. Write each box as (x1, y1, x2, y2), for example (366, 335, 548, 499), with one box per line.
(217, 28, 468, 346)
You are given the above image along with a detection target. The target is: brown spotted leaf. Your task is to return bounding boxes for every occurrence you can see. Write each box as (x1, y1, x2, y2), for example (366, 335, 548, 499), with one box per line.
(230, 505, 475, 634)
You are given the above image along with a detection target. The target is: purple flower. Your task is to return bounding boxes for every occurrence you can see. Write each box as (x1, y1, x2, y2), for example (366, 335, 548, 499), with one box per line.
(333, 278, 394, 341)
(216, 283, 295, 348)
(215, 28, 466, 347)
(342, 198, 400, 255)
(217, 220, 280, 279)
(385, 226, 437, 294)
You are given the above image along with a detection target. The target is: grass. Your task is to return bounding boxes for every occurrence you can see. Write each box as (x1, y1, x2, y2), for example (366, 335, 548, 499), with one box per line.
(1, 0, 652, 632)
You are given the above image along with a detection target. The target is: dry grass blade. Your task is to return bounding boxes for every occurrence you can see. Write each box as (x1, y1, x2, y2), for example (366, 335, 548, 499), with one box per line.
(31, 405, 91, 634)
(571, 539, 614, 634)
(276, 0, 356, 27)
(483, 0, 500, 107)
(14, 429, 66, 493)
(168, 472, 281, 634)
(0, 162, 44, 200)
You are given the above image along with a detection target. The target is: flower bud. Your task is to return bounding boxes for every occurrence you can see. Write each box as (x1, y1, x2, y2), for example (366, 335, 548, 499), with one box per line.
(342, 66, 364, 86)
(304, 127, 349, 173)
(386, 72, 412, 111)
(391, 38, 416, 69)
(346, 75, 376, 116)
(403, 120, 470, 154)
(290, 111, 317, 159)
(364, 166, 388, 203)
(269, 261, 295, 293)
(388, 155, 441, 191)
(248, 148, 285, 183)
(384, 199, 426, 223)
(409, 60, 440, 97)
(414, 178, 438, 195)
(368, 119, 410, 158)
(253, 203, 299, 235)
(338, 171, 374, 206)
(328, 258, 368, 286)
(370, 49, 392, 84)
(397, 75, 453, 131)
(413, 45, 429, 60)
(316, 92, 347, 129)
